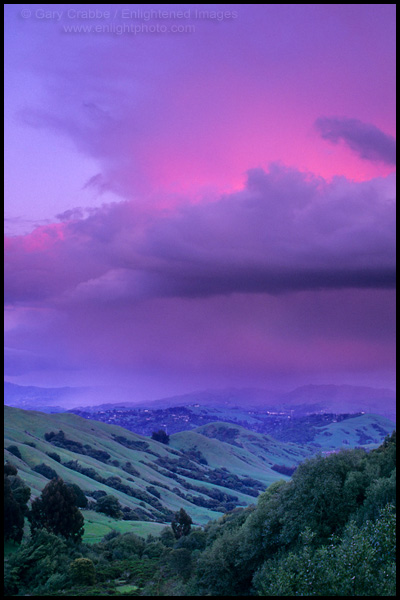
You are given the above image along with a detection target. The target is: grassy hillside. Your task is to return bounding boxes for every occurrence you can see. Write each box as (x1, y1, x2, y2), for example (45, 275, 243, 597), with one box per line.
(81, 510, 167, 543)
(4, 406, 309, 539)
(312, 413, 395, 450)
(170, 414, 395, 489)
(4, 406, 228, 527)
(4, 406, 394, 544)
(170, 423, 312, 486)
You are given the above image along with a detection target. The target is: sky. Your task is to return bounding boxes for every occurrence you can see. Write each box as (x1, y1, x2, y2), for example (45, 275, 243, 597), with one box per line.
(4, 4, 396, 403)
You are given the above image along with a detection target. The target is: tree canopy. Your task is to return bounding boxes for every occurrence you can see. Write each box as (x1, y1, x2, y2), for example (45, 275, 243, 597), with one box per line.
(4, 463, 31, 544)
(151, 429, 170, 444)
(171, 508, 193, 539)
(28, 477, 84, 542)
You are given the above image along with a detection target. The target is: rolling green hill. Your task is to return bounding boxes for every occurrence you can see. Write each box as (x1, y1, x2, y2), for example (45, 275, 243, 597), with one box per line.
(169, 423, 312, 486)
(4, 406, 394, 544)
(4, 406, 305, 540)
(191, 413, 396, 453)
(4, 406, 226, 531)
(169, 413, 394, 484)
(312, 412, 395, 450)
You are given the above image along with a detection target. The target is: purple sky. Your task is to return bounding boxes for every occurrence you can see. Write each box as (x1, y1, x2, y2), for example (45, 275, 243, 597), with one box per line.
(4, 4, 396, 402)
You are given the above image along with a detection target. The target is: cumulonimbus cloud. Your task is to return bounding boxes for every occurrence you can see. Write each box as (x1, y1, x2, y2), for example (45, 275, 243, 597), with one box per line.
(316, 117, 396, 166)
(4, 164, 396, 306)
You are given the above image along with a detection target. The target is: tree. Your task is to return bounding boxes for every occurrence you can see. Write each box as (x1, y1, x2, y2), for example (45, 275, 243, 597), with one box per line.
(4, 463, 18, 476)
(196, 528, 247, 596)
(278, 449, 368, 546)
(46, 451, 61, 463)
(33, 463, 58, 480)
(253, 505, 396, 597)
(160, 526, 176, 548)
(95, 494, 123, 518)
(7, 445, 22, 459)
(151, 429, 170, 444)
(8, 473, 31, 515)
(66, 482, 88, 508)
(104, 531, 145, 559)
(28, 477, 84, 542)
(4, 463, 31, 544)
(4, 529, 72, 595)
(171, 508, 192, 539)
(70, 558, 96, 585)
(4, 477, 25, 543)
(165, 548, 193, 580)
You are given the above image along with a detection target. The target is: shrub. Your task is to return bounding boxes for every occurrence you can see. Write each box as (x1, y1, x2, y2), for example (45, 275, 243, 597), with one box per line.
(151, 430, 170, 445)
(70, 558, 96, 585)
(46, 451, 61, 463)
(7, 445, 22, 459)
(95, 494, 123, 518)
(32, 463, 58, 480)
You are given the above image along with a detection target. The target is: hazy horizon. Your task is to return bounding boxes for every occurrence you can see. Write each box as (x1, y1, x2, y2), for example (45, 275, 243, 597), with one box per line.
(4, 379, 396, 417)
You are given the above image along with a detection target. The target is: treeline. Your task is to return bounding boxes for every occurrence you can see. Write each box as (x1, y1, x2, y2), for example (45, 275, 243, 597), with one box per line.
(154, 454, 264, 496)
(4, 432, 396, 596)
(28, 427, 256, 516)
(44, 430, 111, 463)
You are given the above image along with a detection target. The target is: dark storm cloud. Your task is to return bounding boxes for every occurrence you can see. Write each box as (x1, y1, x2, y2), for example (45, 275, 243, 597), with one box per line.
(4, 165, 396, 306)
(316, 117, 396, 166)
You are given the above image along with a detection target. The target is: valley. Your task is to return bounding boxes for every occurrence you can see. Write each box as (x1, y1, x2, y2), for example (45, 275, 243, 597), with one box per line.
(4, 404, 395, 542)
(4, 403, 396, 595)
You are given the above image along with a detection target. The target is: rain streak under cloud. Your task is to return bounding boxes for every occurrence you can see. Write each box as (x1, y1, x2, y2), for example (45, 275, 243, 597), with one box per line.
(4, 4, 396, 401)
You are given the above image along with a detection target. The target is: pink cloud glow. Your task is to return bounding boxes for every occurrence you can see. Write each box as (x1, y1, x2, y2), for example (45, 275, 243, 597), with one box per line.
(4, 4, 396, 397)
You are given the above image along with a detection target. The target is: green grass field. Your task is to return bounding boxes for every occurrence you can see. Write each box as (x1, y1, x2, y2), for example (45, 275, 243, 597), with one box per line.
(82, 510, 167, 543)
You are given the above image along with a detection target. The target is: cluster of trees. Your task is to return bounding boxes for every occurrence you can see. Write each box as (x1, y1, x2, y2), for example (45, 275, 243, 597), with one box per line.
(151, 430, 170, 445)
(6, 445, 22, 459)
(44, 430, 111, 463)
(4, 432, 396, 596)
(191, 432, 396, 596)
(141, 456, 260, 512)
(154, 454, 264, 496)
(4, 463, 31, 543)
(270, 463, 297, 476)
(49, 457, 170, 522)
(32, 463, 58, 480)
(4, 471, 194, 597)
(112, 434, 152, 453)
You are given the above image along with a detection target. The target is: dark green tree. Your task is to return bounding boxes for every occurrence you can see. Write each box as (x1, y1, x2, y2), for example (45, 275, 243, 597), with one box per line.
(70, 557, 96, 585)
(4, 477, 25, 543)
(103, 531, 145, 559)
(33, 463, 58, 480)
(4, 463, 31, 544)
(151, 429, 170, 444)
(7, 445, 22, 459)
(165, 548, 193, 580)
(4, 463, 18, 476)
(171, 508, 192, 539)
(160, 526, 176, 548)
(28, 477, 84, 542)
(278, 449, 368, 545)
(95, 494, 123, 518)
(4, 529, 73, 595)
(253, 505, 396, 597)
(66, 482, 88, 508)
(196, 527, 246, 595)
(46, 451, 61, 463)
(9, 475, 31, 516)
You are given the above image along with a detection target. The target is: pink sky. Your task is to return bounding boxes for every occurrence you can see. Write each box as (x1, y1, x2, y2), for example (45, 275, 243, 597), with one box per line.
(4, 4, 396, 401)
